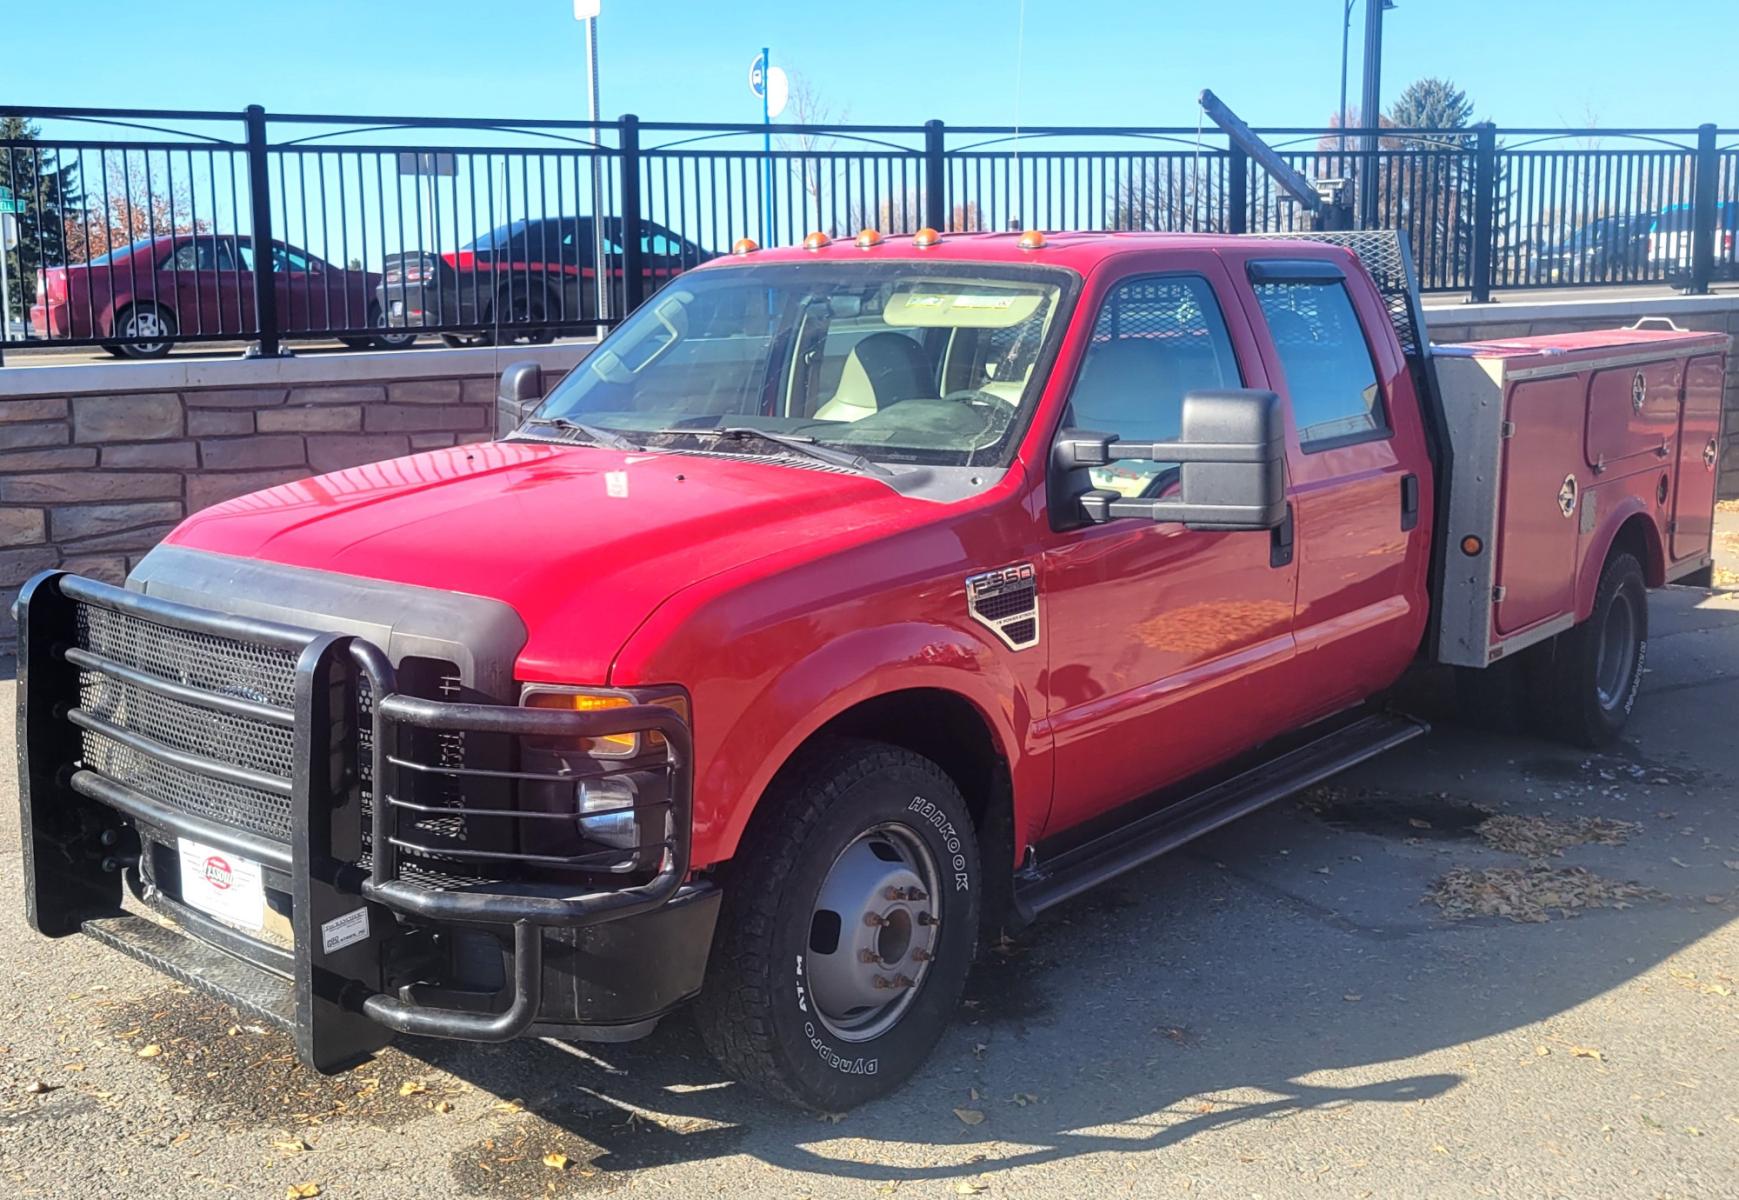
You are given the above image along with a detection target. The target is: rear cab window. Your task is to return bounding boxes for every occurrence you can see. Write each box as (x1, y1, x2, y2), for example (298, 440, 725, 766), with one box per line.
(1248, 263, 1388, 452)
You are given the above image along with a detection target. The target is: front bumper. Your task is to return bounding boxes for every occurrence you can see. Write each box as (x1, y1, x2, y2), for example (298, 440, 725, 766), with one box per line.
(16, 571, 712, 1071)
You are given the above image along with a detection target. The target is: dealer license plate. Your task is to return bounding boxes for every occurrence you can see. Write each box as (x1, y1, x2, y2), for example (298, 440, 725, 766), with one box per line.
(176, 837, 265, 932)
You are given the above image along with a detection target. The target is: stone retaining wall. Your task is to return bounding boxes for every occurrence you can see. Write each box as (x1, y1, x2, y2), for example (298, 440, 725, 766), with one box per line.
(1, 344, 591, 647)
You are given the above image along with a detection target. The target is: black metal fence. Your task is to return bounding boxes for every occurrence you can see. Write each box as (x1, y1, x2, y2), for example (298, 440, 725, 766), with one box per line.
(2, 104, 1735, 361)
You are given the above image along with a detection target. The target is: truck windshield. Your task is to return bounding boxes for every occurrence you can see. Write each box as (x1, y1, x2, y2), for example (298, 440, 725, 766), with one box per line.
(527, 261, 1072, 467)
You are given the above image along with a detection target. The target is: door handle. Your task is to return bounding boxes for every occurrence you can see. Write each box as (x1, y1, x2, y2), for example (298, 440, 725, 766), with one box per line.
(1400, 474, 1420, 532)
(1270, 503, 1295, 568)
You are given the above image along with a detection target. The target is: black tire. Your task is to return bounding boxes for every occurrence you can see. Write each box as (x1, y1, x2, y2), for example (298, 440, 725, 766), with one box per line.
(441, 332, 493, 349)
(493, 287, 556, 345)
(100, 343, 128, 358)
(1530, 552, 1648, 748)
(112, 302, 175, 358)
(695, 738, 980, 1111)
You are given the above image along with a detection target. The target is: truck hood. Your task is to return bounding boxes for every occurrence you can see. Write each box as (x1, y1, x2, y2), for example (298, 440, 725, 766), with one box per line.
(165, 440, 916, 680)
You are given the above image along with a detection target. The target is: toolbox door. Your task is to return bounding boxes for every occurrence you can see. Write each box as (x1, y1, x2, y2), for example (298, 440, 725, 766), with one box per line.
(1585, 359, 1681, 474)
(1671, 353, 1725, 561)
(1495, 375, 1584, 636)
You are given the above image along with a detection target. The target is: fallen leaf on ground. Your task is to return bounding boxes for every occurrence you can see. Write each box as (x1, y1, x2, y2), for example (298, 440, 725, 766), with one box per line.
(24, 1080, 52, 1094)
(1476, 814, 1638, 859)
(272, 1139, 310, 1153)
(433, 1099, 454, 1114)
(542, 1152, 570, 1170)
(285, 1186, 320, 1200)
(1426, 866, 1659, 922)
(397, 1080, 427, 1097)
(136, 1044, 162, 1058)
(956, 1181, 990, 1195)
(954, 1108, 986, 1126)
(1570, 1045, 1604, 1061)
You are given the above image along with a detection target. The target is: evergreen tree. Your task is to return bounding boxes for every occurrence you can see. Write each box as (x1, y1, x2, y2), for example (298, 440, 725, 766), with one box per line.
(1, 116, 82, 311)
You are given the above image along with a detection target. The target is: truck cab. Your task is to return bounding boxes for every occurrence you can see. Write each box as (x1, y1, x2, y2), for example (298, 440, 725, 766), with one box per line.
(15, 229, 1726, 1111)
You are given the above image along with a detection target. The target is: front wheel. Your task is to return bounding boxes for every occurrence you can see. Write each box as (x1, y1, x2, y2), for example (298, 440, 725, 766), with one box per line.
(113, 302, 176, 358)
(695, 739, 980, 1110)
(1530, 552, 1648, 748)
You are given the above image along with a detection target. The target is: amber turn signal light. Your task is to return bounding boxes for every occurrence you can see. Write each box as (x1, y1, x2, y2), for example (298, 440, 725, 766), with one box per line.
(1461, 535, 1483, 556)
(854, 228, 883, 248)
(732, 237, 759, 255)
(912, 227, 941, 248)
(803, 231, 831, 250)
(1017, 229, 1047, 250)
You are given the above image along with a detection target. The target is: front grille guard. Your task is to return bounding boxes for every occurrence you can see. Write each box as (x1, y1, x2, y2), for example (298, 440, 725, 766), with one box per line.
(16, 571, 694, 1067)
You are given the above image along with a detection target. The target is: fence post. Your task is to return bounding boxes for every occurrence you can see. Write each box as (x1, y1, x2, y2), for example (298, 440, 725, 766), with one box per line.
(243, 105, 281, 357)
(1687, 122, 1719, 296)
(1467, 122, 1497, 305)
(923, 120, 947, 231)
(1226, 146, 1248, 234)
(618, 113, 645, 314)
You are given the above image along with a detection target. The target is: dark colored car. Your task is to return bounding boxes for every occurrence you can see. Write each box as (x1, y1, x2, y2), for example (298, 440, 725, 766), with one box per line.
(379, 216, 714, 347)
(28, 234, 415, 358)
(1536, 213, 1652, 285)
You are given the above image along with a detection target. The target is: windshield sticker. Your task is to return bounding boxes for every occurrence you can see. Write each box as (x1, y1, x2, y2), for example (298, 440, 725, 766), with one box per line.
(951, 294, 1017, 310)
(606, 471, 629, 498)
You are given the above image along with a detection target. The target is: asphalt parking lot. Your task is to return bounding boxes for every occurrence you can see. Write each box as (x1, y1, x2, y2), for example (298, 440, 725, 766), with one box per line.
(0, 569, 1735, 1198)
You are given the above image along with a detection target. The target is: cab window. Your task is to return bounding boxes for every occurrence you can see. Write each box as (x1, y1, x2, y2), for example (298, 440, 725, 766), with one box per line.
(1251, 277, 1387, 450)
(1064, 274, 1244, 498)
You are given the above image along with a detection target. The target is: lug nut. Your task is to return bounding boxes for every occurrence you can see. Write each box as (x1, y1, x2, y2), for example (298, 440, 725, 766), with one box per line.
(917, 912, 938, 927)
(892, 974, 915, 989)
(863, 912, 887, 928)
(858, 949, 879, 964)
(872, 975, 893, 990)
(910, 948, 932, 962)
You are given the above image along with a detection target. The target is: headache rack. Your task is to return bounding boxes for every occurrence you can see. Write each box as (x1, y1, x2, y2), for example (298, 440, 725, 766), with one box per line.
(16, 571, 693, 1069)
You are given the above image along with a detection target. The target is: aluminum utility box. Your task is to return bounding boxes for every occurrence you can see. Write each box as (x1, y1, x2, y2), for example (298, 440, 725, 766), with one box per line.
(1432, 324, 1730, 668)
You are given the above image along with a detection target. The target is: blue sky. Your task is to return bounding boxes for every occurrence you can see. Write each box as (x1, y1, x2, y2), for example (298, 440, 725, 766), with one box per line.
(8, 0, 1737, 131)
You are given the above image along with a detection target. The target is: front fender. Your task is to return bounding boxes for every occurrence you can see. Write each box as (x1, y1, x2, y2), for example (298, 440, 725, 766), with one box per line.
(691, 620, 1046, 869)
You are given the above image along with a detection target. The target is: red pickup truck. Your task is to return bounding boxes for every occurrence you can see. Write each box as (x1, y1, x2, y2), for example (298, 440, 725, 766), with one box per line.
(15, 228, 1727, 1111)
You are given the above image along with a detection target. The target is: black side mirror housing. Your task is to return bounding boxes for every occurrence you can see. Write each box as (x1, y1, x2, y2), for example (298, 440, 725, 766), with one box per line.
(496, 361, 544, 437)
(1052, 389, 1287, 532)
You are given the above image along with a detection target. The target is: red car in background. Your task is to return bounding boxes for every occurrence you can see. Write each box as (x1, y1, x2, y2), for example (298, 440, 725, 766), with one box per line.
(29, 234, 416, 358)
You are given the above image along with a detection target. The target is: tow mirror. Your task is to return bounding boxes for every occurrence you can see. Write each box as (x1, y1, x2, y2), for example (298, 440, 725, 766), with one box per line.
(1052, 389, 1286, 532)
(496, 360, 543, 437)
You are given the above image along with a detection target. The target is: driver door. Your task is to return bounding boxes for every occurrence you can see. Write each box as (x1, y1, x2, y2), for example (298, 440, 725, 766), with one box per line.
(1038, 256, 1302, 832)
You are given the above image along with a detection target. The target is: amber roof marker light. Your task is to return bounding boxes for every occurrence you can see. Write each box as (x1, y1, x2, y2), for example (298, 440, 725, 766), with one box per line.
(1017, 229, 1048, 250)
(732, 237, 760, 256)
(912, 227, 941, 248)
(1461, 535, 1484, 556)
(803, 231, 832, 251)
(854, 228, 884, 249)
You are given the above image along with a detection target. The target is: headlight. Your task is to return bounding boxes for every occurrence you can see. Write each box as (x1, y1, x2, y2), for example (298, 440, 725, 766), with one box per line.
(516, 684, 688, 874)
(575, 775, 642, 849)
(520, 685, 688, 757)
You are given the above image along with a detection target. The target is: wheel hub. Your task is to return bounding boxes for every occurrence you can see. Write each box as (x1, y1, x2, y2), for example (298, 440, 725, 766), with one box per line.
(805, 825, 941, 1042)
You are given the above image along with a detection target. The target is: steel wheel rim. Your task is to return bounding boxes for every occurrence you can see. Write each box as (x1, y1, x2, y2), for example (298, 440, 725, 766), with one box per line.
(1595, 589, 1638, 710)
(806, 822, 942, 1044)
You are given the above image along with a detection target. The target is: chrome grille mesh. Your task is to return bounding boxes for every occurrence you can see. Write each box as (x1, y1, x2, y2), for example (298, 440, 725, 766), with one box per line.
(72, 603, 298, 842)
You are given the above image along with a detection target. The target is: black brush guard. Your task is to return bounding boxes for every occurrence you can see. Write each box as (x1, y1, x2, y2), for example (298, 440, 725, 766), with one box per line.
(15, 571, 696, 1072)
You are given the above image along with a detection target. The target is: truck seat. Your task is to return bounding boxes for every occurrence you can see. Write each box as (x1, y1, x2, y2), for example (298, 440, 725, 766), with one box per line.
(815, 333, 935, 422)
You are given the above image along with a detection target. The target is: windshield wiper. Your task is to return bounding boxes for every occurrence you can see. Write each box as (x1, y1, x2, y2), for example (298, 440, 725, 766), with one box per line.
(513, 416, 641, 450)
(653, 426, 891, 478)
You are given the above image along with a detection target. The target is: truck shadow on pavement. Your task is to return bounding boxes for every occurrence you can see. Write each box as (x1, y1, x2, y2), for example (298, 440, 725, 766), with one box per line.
(396, 629, 1738, 1189)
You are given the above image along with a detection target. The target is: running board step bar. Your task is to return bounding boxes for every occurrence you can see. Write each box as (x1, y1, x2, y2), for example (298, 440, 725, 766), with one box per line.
(82, 914, 296, 1033)
(1013, 712, 1428, 921)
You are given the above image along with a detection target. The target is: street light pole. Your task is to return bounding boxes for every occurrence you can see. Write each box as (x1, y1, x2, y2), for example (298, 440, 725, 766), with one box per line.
(585, 12, 607, 325)
(1339, 0, 1355, 161)
(1358, 0, 1393, 228)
